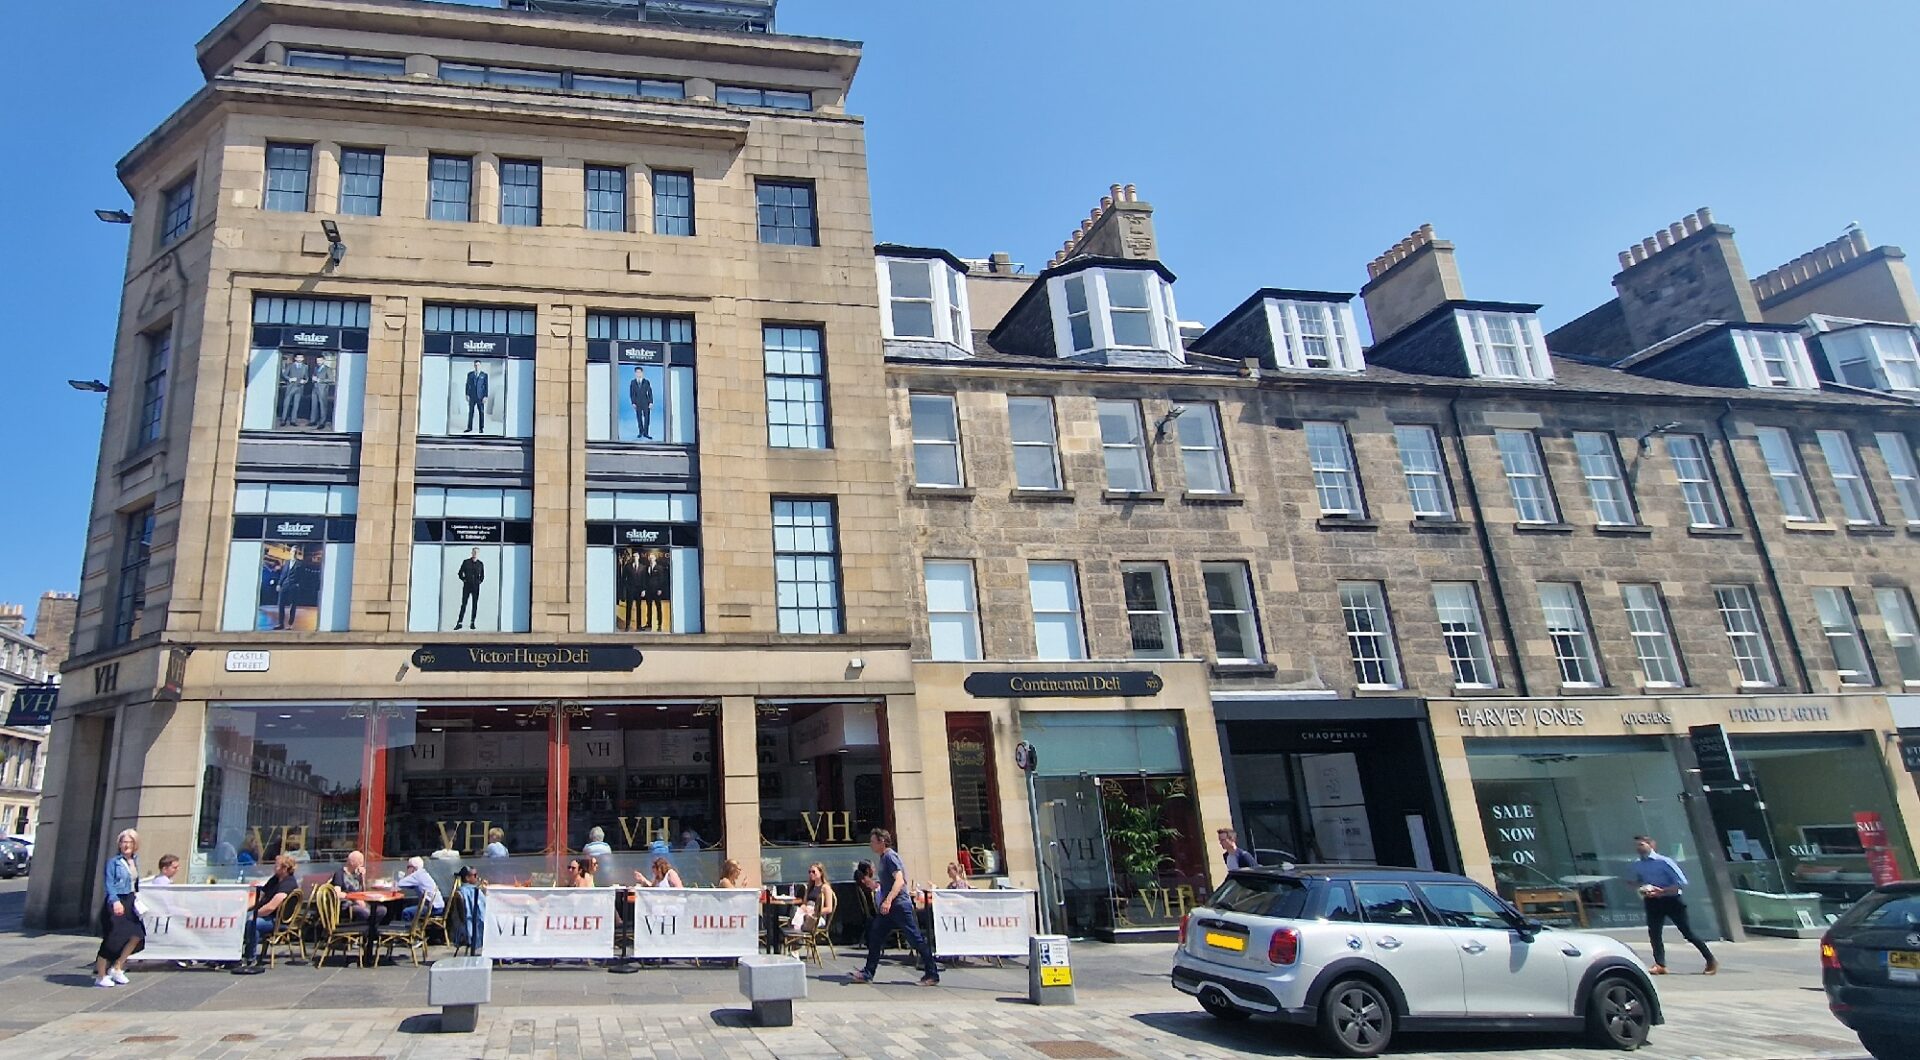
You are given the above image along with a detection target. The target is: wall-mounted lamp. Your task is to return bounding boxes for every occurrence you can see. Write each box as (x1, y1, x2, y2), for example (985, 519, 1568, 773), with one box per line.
(320, 219, 346, 270)
(1153, 403, 1188, 441)
(93, 209, 133, 225)
(847, 657, 865, 670)
(1636, 421, 1683, 448)
(66, 379, 109, 393)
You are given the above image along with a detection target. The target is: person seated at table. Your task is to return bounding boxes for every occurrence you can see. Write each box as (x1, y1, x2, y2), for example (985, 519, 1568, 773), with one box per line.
(678, 828, 704, 851)
(791, 861, 836, 932)
(716, 859, 745, 888)
(242, 854, 300, 966)
(330, 850, 384, 925)
(483, 828, 509, 858)
(147, 854, 180, 887)
(395, 856, 445, 919)
(566, 856, 597, 888)
(582, 827, 612, 858)
(945, 862, 972, 889)
(634, 856, 682, 888)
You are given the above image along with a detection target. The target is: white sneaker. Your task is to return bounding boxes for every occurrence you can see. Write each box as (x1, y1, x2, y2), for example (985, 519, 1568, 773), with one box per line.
(108, 969, 129, 985)
(94, 976, 116, 988)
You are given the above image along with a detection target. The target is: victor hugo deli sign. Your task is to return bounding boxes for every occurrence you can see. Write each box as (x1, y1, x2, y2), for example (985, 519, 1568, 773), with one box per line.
(410, 645, 644, 673)
(963, 671, 1163, 698)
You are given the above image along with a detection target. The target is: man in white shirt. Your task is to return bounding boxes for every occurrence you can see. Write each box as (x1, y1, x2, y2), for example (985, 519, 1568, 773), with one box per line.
(582, 827, 613, 857)
(395, 856, 445, 919)
(147, 854, 180, 886)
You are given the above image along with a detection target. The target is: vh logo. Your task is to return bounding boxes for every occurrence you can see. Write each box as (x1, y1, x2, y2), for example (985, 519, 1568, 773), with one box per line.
(436, 820, 495, 855)
(494, 915, 532, 938)
(937, 914, 967, 935)
(637, 915, 679, 936)
(618, 816, 673, 847)
(801, 811, 852, 843)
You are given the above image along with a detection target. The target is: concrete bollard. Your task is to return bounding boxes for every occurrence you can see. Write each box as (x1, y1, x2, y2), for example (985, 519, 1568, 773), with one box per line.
(1028, 935, 1075, 1006)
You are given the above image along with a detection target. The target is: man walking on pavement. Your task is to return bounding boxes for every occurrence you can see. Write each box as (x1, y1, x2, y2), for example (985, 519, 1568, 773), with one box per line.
(1218, 828, 1258, 870)
(1627, 833, 1717, 975)
(850, 828, 938, 986)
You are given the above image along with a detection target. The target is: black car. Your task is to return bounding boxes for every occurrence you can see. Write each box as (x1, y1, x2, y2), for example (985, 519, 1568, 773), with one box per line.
(1821, 881, 1920, 1060)
(0, 838, 29, 878)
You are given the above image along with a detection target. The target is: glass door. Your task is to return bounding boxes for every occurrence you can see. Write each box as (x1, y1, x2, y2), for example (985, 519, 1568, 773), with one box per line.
(1032, 774, 1114, 937)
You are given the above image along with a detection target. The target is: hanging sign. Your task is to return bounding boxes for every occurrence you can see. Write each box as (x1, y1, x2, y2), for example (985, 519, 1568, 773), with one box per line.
(1856, 812, 1902, 887)
(410, 645, 642, 672)
(1688, 724, 1740, 788)
(4, 685, 58, 727)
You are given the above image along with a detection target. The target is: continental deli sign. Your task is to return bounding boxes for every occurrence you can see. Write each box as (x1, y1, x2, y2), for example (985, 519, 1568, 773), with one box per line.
(410, 645, 644, 673)
(963, 671, 1163, 698)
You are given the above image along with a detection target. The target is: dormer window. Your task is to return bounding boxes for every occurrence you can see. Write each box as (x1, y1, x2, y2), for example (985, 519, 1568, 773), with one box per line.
(1268, 298, 1363, 371)
(1732, 329, 1818, 389)
(877, 254, 971, 348)
(1048, 267, 1182, 358)
(1456, 310, 1552, 381)
(1819, 325, 1920, 391)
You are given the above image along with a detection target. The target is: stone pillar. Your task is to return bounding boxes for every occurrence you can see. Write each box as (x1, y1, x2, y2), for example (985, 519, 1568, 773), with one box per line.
(884, 693, 930, 886)
(721, 696, 761, 886)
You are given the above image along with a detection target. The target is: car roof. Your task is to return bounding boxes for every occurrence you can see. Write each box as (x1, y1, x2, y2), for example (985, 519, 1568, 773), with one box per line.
(1227, 864, 1471, 883)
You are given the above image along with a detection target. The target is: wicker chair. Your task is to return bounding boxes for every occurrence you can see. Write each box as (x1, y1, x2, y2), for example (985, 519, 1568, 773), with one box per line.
(375, 894, 433, 967)
(259, 888, 309, 967)
(782, 898, 837, 965)
(308, 882, 368, 969)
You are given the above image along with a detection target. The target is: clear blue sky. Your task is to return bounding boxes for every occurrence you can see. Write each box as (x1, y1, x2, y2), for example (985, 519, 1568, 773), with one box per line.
(4, 0, 1917, 614)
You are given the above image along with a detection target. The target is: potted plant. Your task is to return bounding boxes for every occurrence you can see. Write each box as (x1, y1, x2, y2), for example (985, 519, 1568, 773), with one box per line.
(1102, 780, 1186, 916)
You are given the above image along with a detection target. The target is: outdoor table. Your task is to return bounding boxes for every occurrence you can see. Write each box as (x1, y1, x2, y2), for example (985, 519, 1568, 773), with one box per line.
(345, 889, 410, 965)
(763, 896, 800, 953)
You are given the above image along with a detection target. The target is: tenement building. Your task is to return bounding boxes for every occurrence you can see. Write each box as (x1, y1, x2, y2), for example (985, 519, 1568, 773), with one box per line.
(33, 0, 1920, 947)
(0, 604, 55, 838)
(31, 0, 914, 927)
(887, 200, 1920, 941)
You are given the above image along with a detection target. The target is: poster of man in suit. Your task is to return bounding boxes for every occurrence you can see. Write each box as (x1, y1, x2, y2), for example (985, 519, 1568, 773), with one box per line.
(461, 361, 492, 434)
(255, 542, 324, 631)
(617, 363, 665, 443)
(614, 545, 672, 632)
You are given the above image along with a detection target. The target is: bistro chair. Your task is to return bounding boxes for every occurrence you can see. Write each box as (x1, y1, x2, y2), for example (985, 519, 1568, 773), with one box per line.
(376, 894, 433, 967)
(260, 888, 309, 967)
(782, 899, 837, 966)
(308, 882, 368, 969)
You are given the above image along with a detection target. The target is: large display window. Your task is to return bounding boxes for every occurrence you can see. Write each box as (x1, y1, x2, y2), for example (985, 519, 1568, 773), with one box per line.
(562, 703, 722, 884)
(1466, 737, 1715, 935)
(241, 295, 369, 434)
(946, 713, 1005, 876)
(585, 313, 696, 445)
(198, 703, 370, 878)
(408, 487, 533, 632)
(756, 700, 889, 886)
(418, 304, 536, 438)
(585, 491, 702, 633)
(220, 483, 355, 632)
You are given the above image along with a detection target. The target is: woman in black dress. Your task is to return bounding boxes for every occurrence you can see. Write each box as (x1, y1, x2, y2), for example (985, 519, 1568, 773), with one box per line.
(93, 828, 144, 988)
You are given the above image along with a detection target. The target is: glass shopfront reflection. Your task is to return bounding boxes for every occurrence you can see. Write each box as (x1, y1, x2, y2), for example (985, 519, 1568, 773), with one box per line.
(198, 704, 368, 880)
(756, 700, 889, 887)
(1466, 737, 1718, 936)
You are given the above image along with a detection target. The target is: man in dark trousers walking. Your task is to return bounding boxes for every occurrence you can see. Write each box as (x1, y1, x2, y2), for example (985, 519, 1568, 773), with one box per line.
(1627, 834, 1717, 975)
(464, 362, 490, 433)
(850, 828, 938, 986)
(454, 547, 485, 630)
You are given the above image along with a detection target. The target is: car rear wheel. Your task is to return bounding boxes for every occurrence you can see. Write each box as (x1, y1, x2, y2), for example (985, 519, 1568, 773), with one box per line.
(1317, 977, 1393, 1058)
(1585, 975, 1652, 1050)
(1198, 989, 1251, 1021)
(1858, 1031, 1915, 1060)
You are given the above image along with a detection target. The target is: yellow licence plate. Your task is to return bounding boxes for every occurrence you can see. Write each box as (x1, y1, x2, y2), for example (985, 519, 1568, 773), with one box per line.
(1890, 951, 1920, 970)
(1205, 932, 1246, 952)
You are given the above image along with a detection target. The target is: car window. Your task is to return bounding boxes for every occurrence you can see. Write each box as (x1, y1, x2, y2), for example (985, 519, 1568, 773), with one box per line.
(1419, 883, 1514, 929)
(1353, 881, 1427, 926)
(1312, 880, 1359, 922)
(1207, 874, 1310, 918)
(1847, 892, 1920, 928)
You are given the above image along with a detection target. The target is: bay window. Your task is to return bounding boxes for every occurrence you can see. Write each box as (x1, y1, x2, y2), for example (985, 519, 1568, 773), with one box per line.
(1048, 267, 1182, 358)
(1268, 297, 1364, 371)
(1734, 329, 1818, 389)
(1457, 310, 1552, 381)
(879, 255, 972, 347)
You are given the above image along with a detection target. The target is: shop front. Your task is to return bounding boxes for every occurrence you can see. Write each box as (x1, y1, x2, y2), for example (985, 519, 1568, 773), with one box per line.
(1436, 694, 1920, 941)
(910, 662, 1229, 941)
(1214, 697, 1456, 873)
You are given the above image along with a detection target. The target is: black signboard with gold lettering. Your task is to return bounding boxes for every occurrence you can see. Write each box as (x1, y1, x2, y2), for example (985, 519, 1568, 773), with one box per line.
(963, 670, 1163, 698)
(410, 644, 643, 673)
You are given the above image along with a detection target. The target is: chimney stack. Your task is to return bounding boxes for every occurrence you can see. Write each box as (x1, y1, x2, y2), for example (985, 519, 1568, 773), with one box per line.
(33, 591, 78, 671)
(0, 604, 23, 635)
(1610, 207, 1761, 350)
(1048, 182, 1158, 268)
(1359, 224, 1466, 344)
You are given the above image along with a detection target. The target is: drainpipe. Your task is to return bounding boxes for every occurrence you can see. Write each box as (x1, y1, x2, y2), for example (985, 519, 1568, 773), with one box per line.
(1449, 397, 1530, 698)
(1715, 401, 1813, 693)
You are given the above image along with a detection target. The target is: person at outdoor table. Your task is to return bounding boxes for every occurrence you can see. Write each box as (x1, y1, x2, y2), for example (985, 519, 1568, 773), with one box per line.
(582, 827, 613, 858)
(147, 854, 180, 887)
(483, 828, 509, 857)
(717, 859, 745, 888)
(799, 862, 836, 925)
(566, 856, 597, 887)
(635, 856, 682, 888)
(93, 829, 144, 988)
(678, 828, 704, 851)
(241, 854, 299, 967)
(330, 850, 382, 925)
(395, 856, 444, 919)
(945, 862, 972, 889)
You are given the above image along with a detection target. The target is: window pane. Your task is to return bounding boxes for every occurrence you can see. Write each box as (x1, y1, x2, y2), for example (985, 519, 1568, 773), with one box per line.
(756, 180, 817, 246)
(1622, 584, 1684, 686)
(161, 178, 195, 244)
(1756, 428, 1817, 520)
(1874, 432, 1920, 524)
(1122, 564, 1176, 659)
(135, 330, 171, 448)
(1097, 400, 1149, 492)
(1539, 583, 1601, 686)
(584, 164, 626, 232)
(1204, 563, 1260, 663)
(888, 260, 937, 338)
(1176, 404, 1230, 493)
(1028, 562, 1084, 660)
(773, 499, 840, 634)
(1874, 587, 1920, 684)
(1339, 582, 1400, 688)
(1395, 425, 1453, 518)
(1575, 432, 1634, 525)
(765, 326, 827, 449)
(1813, 587, 1874, 685)
(264, 143, 312, 212)
(339, 148, 384, 217)
(925, 561, 980, 662)
(428, 155, 472, 222)
(1668, 435, 1727, 528)
(1306, 422, 1362, 515)
(910, 393, 962, 487)
(1496, 430, 1557, 523)
(1009, 396, 1061, 490)
(1434, 583, 1495, 688)
(1714, 586, 1778, 687)
(499, 159, 542, 226)
(1817, 430, 1878, 524)
(652, 171, 693, 236)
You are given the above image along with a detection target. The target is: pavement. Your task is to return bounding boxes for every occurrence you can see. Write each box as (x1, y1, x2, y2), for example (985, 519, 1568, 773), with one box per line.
(0, 876, 1880, 1059)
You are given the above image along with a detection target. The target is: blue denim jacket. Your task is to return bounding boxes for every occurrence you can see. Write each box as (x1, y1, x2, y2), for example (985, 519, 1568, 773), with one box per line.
(103, 855, 138, 905)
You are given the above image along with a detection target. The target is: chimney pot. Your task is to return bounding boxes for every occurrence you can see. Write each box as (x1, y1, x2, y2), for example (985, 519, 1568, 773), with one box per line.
(1124, 183, 1137, 200)
(1683, 214, 1701, 235)
(1641, 237, 1658, 257)
(1618, 251, 1635, 270)
(1696, 207, 1713, 226)
(1668, 222, 1686, 243)
(1850, 229, 1869, 254)
(1657, 231, 1673, 249)
(1110, 183, 1123, 200)
(1100, 196, 1113, 210)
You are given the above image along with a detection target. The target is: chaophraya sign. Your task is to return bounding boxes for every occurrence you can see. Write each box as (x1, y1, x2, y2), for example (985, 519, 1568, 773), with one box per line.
(135, 885, 251, 962)
(628, 887, 758, 958)
(484, 887, 617, 959)
(930, 888, 1035, 958)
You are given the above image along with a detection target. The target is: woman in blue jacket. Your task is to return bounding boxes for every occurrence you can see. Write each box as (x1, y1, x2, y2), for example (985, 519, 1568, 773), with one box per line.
(93, 828, 145, 988)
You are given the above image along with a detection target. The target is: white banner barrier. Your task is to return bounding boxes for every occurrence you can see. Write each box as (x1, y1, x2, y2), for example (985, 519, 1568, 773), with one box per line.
(930, 888, 1035, 957)
(136, 885, 252, 962)
(629, 887, 759, 959)
(485, 887, 618, 959)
